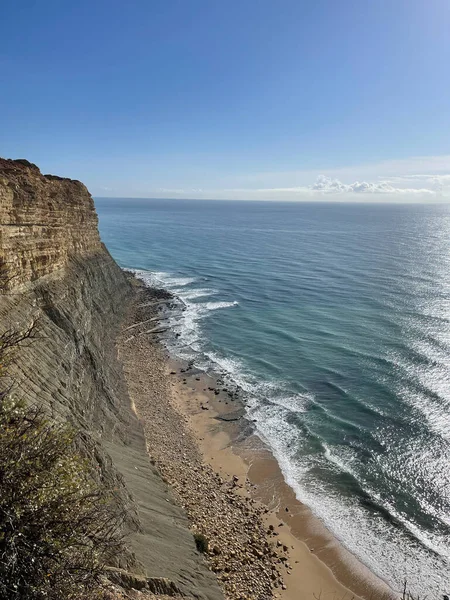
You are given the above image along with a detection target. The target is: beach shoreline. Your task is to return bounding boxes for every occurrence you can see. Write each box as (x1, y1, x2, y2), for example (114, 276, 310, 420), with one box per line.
(119, 279, 394, 600)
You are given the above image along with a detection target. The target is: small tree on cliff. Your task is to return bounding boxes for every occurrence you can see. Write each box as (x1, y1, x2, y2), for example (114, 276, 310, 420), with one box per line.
(0, 325, 125, 600)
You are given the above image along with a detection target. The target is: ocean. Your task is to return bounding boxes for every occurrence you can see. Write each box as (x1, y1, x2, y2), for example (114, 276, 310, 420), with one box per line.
(96, 198, 450, 596)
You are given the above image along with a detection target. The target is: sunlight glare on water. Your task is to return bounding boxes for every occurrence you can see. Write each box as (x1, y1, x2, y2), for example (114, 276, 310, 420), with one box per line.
(97, 199, 450, 595)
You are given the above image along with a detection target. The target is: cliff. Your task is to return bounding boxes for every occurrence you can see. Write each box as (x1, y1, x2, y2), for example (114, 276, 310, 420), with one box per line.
(0, 158, 222, 600)
(0, 158, 103, 289)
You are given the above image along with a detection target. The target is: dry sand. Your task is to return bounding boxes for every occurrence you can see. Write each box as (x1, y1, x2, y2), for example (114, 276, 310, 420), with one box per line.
(119, 283, 394, 600)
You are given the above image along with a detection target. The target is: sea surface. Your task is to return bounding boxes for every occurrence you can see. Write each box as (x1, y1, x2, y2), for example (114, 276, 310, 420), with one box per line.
(96, 198, 450, 596)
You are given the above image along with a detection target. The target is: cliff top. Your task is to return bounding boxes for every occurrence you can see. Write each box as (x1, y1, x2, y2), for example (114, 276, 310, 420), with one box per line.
(0, 157, 83, 185)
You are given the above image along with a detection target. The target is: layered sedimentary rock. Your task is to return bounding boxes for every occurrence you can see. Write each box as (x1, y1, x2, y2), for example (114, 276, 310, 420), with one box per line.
(0, 158, 222, 600)
(0, 158, 102, 289)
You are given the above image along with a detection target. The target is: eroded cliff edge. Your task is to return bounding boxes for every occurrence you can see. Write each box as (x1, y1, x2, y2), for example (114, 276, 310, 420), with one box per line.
(0, 158, 222, 600)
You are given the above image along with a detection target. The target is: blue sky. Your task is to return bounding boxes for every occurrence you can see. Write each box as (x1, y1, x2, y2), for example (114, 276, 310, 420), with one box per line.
(2, 0, 450, 200)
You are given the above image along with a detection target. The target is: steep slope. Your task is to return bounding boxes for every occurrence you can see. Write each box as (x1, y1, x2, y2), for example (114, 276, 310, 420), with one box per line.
(0, 158, 222, 600)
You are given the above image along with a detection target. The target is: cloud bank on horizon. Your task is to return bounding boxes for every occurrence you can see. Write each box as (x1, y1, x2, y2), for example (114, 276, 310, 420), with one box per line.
(256, 175, 436, 197)
(93, 154, 450, 202)
(310, 175, 434, 195)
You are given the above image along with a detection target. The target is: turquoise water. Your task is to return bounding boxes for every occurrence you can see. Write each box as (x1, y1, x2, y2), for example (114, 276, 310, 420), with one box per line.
(96, 198, 450, 595)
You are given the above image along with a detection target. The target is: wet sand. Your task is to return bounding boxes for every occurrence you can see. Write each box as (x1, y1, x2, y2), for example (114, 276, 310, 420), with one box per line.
(119, 281, 394, 600)
(170, 363, 393, 600)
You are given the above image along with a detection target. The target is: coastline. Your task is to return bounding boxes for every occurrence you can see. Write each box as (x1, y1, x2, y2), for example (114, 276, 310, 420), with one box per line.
(119, 279, 394, 600)
(170, 367, 393, 600)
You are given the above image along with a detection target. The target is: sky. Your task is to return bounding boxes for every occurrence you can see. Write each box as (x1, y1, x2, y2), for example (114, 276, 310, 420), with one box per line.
(1, 0, 450, 201)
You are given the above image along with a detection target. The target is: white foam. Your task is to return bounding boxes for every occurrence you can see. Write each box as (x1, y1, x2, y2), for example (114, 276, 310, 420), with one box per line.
(131, 268, 197, 289)
(195, 349, 450, 595)
(204, 300, 239, 310)
(202, 352, 245, 379)
(177, 288, 218, 300)
(249, 401, 450, 597)
(152, 272, 197, 288)
(130, 269, 238, 363)
(125, 266, 450, 596)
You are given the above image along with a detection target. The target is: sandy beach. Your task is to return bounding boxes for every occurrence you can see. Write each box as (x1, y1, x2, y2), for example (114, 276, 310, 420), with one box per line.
(118, 280, 394, 600)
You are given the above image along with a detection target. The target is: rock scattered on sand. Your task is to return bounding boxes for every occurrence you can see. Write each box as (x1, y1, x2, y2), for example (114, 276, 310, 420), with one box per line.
(119, 291, 290, 600)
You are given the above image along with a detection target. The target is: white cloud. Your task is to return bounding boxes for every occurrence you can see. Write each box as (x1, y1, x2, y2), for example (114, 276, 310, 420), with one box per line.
(232, 154, 450, 191)
(143, 177, 437, 201)
(94, 153, 450, 201)
(385, 174, 450, 182)
(310, 175, 435, 195)
(382, 173, 450, 191)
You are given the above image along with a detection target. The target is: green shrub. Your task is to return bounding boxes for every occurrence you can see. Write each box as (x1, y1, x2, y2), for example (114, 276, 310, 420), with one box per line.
(0, 396, 125, 600)
(0, 320, 125, 600)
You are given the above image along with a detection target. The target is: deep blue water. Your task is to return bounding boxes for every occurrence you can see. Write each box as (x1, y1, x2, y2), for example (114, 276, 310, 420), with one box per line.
(96, 198, 450, 595)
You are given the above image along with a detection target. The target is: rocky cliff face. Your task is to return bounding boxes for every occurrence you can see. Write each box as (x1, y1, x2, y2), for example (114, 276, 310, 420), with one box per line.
(0, 158, 222, 600)
(0, 158, 103, 289)
(0, 159, 131, 432)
